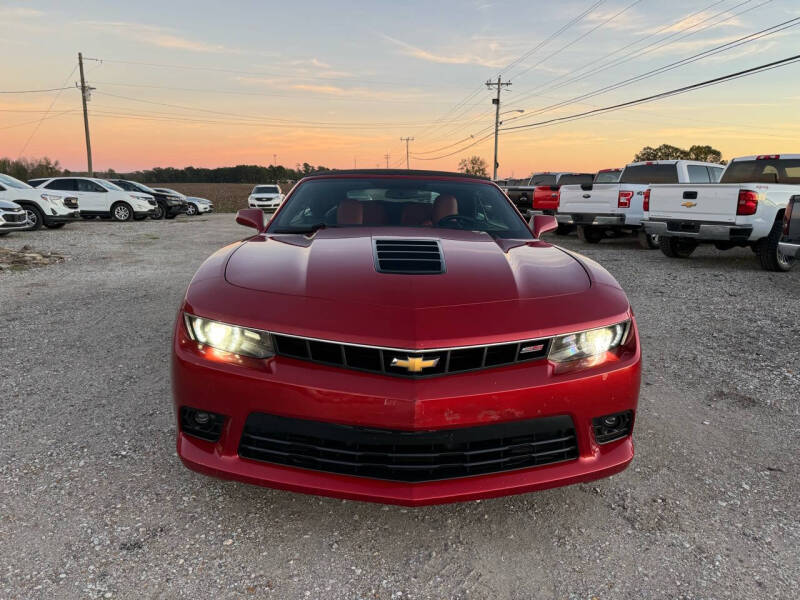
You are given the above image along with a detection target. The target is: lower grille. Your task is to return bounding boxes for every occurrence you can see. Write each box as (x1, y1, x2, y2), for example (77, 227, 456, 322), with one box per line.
(239, 413, 578, 482)
(1, 211, 26, 223)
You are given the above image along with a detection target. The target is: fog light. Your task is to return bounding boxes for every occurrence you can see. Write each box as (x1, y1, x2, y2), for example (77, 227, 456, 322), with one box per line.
(592, 411, 633, 444)
(180, 406, 225, 442)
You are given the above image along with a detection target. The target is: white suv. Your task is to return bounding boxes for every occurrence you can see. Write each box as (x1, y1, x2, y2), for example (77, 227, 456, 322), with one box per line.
(248, 184, 284, 210)
(0, 173, 80, 230)
(31, 177, 156, 221)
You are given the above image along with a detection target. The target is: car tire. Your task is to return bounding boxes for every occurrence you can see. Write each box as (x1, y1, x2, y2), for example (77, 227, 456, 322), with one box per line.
(756, 217, 794, 272)
(659, 236, 698, 258)
(20, 204, 44, 231)
(44, 222, 66, 229)
(151, 203, 166, 220)
(555, 224, 573, 236)
(577, 225, 604, 244)
(186, 203, 198, 216)
(637, 230, 659, 249)
(111, 202, 134, 222)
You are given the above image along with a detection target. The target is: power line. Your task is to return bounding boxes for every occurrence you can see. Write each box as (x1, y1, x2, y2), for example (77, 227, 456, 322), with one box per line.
(18, 65, 77, 157)
(0, 86, 74, 94)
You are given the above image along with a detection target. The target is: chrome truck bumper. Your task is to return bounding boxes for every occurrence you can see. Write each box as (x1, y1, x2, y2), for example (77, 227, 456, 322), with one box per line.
(557, 213, 625, 226)
(642, 219, 753, 242)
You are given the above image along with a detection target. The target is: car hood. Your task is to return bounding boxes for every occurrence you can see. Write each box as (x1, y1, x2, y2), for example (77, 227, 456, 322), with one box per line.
(186, 228, 630, 349)
(0, 199, 23, 209)
(225, 228, 589, 307)
(250, 193, 281, 198)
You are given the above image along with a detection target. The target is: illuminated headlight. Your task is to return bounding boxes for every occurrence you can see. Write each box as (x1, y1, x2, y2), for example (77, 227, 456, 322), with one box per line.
(548, 321, 629, 363)
(183, 314, 274, 358)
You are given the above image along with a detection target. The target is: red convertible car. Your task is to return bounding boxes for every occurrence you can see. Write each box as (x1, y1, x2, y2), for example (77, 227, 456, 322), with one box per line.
(172, 170, 641, 505)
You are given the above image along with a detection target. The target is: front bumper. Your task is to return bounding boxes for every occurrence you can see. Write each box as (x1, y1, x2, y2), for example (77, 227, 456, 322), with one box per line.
(166, 203, 187, 216)
(0, 209, 29, 230)
(249, 199, 282, 210)
(557, 213, 625, 226)
(44, 210, 81, 224)
(778, 240, 800, 257)
(196, 203, 213, 213)
(135, 208, 158, 217)
(172, 319, 641, 505)
(643, 219, 753, 242)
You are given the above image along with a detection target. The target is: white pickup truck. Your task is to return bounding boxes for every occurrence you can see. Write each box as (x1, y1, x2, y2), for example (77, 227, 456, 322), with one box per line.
(557, 160, 724, 248)
(642, 155, 800, 272)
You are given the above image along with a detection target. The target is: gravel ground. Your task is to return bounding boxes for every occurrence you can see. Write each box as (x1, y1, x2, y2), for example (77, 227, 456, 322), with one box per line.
(1, 215, 798, 599)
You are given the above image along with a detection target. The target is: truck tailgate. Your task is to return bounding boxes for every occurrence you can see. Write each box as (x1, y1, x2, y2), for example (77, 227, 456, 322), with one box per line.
(649, 184, 741, 222)
(558, 183, 620, 214)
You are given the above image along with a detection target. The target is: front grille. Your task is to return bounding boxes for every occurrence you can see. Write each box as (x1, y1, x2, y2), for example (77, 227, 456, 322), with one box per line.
(272, 334, 550, 378)
(374, 239, 444, 274)
(1, 211, 26, 223)
(239, 413, 578, 482)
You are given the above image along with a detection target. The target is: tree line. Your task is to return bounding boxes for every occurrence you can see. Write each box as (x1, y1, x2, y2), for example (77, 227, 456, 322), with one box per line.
(0, 157, 331, 184)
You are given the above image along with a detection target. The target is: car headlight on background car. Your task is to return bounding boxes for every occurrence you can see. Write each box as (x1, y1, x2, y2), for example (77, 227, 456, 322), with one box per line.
(548, 321, 629, 363)
(184, 314, 274, 358)
(40, 193, 63, 205)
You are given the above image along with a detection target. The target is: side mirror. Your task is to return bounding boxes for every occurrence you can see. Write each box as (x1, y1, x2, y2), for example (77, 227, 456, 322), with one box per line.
(531, 214, 558, 238)
(236, 208, 266, 233)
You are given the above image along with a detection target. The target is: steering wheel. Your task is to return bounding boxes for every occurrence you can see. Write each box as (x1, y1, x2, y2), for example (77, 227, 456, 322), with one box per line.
(436, 214, 478, 229)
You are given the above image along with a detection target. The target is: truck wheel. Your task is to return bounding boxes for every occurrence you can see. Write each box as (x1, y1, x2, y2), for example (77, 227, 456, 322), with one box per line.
(22, 204, 44, 230)
(151, 203, 166, 220)
(555, 224, 574, 236)
(577, 225, 604, 244)
(111, 202, 133, 222)
(659, 236, 697, 258)
(637, 231, 659, 249)
(756, 218, 794, 272)
(44, 222, 66, 229)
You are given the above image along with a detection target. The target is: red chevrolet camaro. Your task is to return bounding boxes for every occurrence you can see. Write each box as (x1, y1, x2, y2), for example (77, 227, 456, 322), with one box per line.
(172, 170, 641, 506)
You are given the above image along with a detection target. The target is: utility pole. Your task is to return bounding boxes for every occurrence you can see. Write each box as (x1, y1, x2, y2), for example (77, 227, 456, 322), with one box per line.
(273, 153, 277, 165)
(78, 52, 94, 176)
(400, 137, 414, 169)
(486, 76, 511, 181)
(384, 153, 390, 169)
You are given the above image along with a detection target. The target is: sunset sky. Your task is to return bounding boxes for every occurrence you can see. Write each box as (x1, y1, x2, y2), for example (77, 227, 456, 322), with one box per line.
(2, 0, 800, 177)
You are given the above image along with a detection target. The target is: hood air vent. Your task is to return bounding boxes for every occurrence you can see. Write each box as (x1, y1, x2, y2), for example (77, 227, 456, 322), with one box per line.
(373, 239, 445, 274)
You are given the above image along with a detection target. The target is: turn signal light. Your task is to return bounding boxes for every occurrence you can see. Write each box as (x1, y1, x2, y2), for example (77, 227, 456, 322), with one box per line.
(618, 190, 633, 208)
(784, 201, 793, 235)
(736, 190, 759, 216)
(643, 189, 651, 212)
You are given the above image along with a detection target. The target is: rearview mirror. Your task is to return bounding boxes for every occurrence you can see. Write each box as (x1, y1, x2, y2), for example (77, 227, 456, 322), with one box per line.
(236, 208, 266, 233)
(531, 214, 558, 238)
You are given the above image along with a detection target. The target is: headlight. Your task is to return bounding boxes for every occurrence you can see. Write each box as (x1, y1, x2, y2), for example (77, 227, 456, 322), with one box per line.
(183, 314, 274, 358)
(40, 193, 63, 205)
(548, 321, 629, 363)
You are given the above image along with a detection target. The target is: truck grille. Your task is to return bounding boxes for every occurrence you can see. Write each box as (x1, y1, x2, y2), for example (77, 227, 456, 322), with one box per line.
(239, 413, 578, 482)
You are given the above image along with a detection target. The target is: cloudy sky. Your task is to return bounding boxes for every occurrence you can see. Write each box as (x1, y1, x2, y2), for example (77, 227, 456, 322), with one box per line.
(2, 0, 800, 175)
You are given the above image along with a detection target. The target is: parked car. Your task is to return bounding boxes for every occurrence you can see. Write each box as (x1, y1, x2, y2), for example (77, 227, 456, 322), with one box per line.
(31, 177, 156, 221)
(506, 172, 595, 216)
(172, 169, 641, 505)
(779, 195, 799, 259)
(558, 160, 725, 248)
(248, 184, 284, 210)
(0, 199, 28, 236)
(642, 155, 799, 271)
(108, 181, 187, 220)
(0, 173, 80, 230)
(184, 196, 214, 216)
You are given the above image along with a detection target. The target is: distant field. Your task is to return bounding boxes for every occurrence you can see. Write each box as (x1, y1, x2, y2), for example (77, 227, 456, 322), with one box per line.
(152, 182, 295, 212)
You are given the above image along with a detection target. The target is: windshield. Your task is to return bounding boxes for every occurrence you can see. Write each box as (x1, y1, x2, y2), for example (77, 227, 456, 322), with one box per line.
(558, 173, 593, 186)
(268, 178, 532, 239)
(0, 173, 32, 189)
(720, 159, 800, 184)
(254, 185, 280, 194)
(594, 171, 621, 184)
(156, 188, 181, 196)
(98, 180, 123, 191)
(620, 164, 678, 184)
(119, 180, 157, 193)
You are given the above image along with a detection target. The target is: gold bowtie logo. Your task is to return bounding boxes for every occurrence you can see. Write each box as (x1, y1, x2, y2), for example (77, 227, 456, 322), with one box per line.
(681, 201, 697, 208)
(391, 355, 440, 373)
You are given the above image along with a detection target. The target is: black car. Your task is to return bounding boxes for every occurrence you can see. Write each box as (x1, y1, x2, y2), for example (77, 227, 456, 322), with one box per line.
(779, 195, 800, 262)
(107, 180, 188, 220)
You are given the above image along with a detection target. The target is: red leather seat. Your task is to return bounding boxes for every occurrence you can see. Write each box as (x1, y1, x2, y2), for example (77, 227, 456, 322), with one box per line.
(432, 194, 458, 223)
(400, 203, 432, 227)
(337, 199, 363, 225)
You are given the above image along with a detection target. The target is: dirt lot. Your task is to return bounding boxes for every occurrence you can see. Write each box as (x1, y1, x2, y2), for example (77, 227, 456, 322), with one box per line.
(1, 215, 798, 599)
(154, 182, 294, 213)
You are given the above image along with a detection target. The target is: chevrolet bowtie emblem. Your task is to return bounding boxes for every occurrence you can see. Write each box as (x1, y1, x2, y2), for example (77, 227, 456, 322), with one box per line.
(391, 355, 440, 373)
(681, 201, 697, 208)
